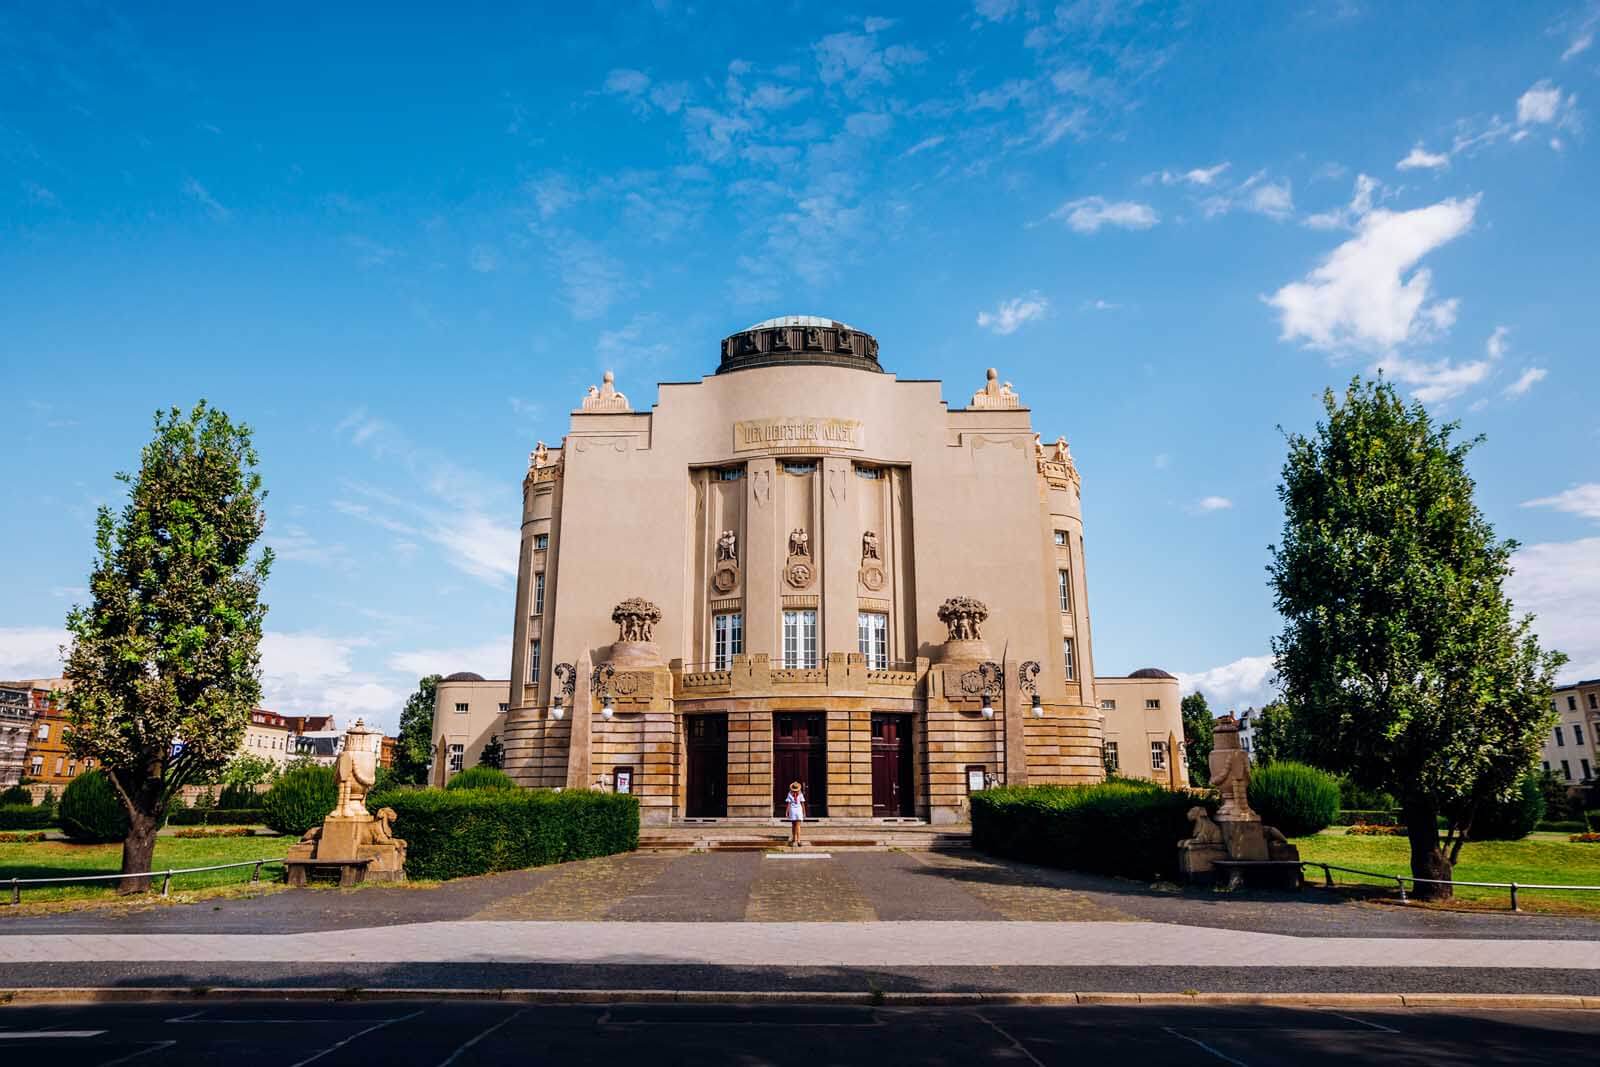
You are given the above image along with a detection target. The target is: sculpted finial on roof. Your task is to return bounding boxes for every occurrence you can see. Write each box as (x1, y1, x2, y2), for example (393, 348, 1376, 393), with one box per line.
(581, 370, 631, 412)
(969, 366, 1021, 409)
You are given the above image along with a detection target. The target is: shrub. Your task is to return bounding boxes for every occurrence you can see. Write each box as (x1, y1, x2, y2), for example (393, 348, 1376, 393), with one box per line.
(166, 807, 267, 827)
(173, 826, 253, 839)
(445, 765, 517, 791)
(1468, 775, 1545, 841)
(969, 780, 1203, 882)
(1346, 823, 1406, 836)
(1333, 809, 1399, 826)
(1337, 778, 1395, 812)
(218, 782, 265, 809)
(261, 765, 338, 837)
(0, 830, 46, 843)
(369, 787, 639, 880)
(0, 784, 32, 806)
(59, 770, 130, 843)
(1247, 761, 1340, 836)
(0, 804, 54, 831)
(1540, 820, 1588, 834)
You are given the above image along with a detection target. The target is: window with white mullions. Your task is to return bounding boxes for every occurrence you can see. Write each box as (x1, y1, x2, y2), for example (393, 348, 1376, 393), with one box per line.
(1058, 568, 1072, 613)
(858, 611, 888, 670)
(1150, 740, 1166, 771)
(782, 609, 818, 669)
(1062, 636, 1076, 680)
(533, 572, 545, 615)
(713, 612, 743, 670)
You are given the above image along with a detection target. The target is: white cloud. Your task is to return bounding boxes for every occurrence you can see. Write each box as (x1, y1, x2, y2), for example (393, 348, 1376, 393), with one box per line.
(0, 626, 69, 682)
(1563, 32, 1594, 62)
(1050, 196, 1158, 233)
(1397, 144, 1450, 171)
(814, 29, 926, 97)
(1516, 80, 1567, 125)
(1176, 654, 1278, 709)
(181, 177, 230, 221)
(260, 630, 407, 732)
(1374, 352, 1492, 403)
(1504, 366, 1548, 397)
(1508, 538, 1600, 682)
(604, 68, 651, 97)
(527, 173, 579, 219)
(1196, 496, 1233, 512)
(1157, 162, 1230, 186)
(976, 294, 1048, 335)
(1247, 178, 1294, 220)
(973, 0, 1017, 21)
(387, 639, 509, 681)
(1485, 324, 1510, 360)
(903, 135, 944, 156)
(1303, 173, 1381, 231)
(1523, 484, 1600, 522)
(1267, 194, 1479, 353)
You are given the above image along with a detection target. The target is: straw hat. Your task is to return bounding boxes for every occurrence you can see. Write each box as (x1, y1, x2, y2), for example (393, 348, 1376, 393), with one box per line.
(789, 781, 802, 792)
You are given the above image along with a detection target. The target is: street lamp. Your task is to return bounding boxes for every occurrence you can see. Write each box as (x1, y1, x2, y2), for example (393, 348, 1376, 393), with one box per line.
(976, 661, 1002, 719)
(601, 692, 615, 720)
(1019, 661, 1042, 718)
(592, 662, 617, 721)
(550, 696, 565, 721)
(551, 662, 576, 721)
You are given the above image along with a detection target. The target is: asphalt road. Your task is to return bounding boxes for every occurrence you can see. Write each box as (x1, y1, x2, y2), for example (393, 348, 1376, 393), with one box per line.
(2, 1000, 1599, 1065)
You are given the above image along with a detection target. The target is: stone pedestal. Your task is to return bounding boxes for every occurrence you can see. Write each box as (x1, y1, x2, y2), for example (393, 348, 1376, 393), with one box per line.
(1220, 820, 1268, 862)
(1178, 841, 1227, 880)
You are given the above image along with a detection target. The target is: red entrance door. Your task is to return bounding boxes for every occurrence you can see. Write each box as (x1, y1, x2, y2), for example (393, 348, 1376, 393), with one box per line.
(685, 714, 727, 817)
(773, 713, 827, 817)
(871, 713, 914, 817)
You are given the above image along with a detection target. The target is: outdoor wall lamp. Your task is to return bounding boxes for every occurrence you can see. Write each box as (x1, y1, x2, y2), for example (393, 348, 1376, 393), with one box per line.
(1019, 660, 1043, 718)
(551, 662, 576, 722)
(1031, 693, 1043, 717)
(977, 660, 1002, 718)
(592, 662, 617, 720)
(550, 697, 565, 721)
(601, 693, 615, 719)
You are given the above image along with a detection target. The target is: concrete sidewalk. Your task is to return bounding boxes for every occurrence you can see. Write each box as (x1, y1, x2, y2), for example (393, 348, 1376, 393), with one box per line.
(5, 919, 1600, 969)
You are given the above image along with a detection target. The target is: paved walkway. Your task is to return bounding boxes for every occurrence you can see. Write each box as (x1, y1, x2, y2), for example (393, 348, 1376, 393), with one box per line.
(3, 919, 1598, 969)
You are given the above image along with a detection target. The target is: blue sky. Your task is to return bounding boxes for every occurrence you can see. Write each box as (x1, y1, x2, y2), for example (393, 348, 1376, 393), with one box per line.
(3, 2, 1598, 734)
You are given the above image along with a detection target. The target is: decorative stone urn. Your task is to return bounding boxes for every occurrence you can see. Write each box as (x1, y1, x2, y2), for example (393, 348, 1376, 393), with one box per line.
(285, 718, 406, 886)
(609, 596, 664, 668)
(937, 596, 992, 664)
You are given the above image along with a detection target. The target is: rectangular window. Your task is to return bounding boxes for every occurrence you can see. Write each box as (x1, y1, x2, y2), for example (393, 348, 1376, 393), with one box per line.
(858, 612, 888, 670)
(782, 461, 816, 475)
(1562, 759, 1572, 780)
(534, 533, 549, 551)
(1099, 699, 1116, 711)
(533, 572, 545, 615)
(1584, 759, 1594, 780)
(1053, 529, 1067, 546)
(454, 702, 469, 714)
(37, 722, 49, 740)
(714, 466, 744, 481)
(1569, 696, 1579, 711)
(855, 465, 883, 479)
(54, 757, 63, 775)
(1103, 741, 1119, 771)
(713, 612, 744, 670)
(1150, 741, 1166, 771)
(30, 756, 43, 774)
(448, 744, 465, 774)
(1590, 693, 1598, 710)
(498, 703, 509, 714)
(67, 761, 76, 777)
(782, 610, 818, 669)
(1556, 726, 1566, 746)
(1058, 569, 1072, 613)
(1576, 723, 1586, 745)
(1145, 699, 1161, 710)
(529, 639, 541, 685)
(1543, 760, 1551, 772)
(1062, 637, 1076, 680)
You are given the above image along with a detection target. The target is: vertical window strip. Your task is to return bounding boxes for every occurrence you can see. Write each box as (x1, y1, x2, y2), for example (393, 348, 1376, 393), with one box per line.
(534, 572, 545, 615)
(1062, 637, 1076, 680)
(529, 639, 541, 685)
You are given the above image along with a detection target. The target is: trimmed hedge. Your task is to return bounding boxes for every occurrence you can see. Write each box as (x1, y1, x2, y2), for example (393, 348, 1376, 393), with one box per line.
(969, 780, 1202, 882)
(0, 784, 32, 806)
(1247, 761, 1341, 836)
(166, 807, 267, 827)
(369, 787, 640, 880)
(0, 803, 54, 830)
(444, 766, 516, 791)
(59, 770, 130, 843)
(1538, 820, 1587, 834)
(1469, 776, 1545, 841)
(262, 765, 338, 837)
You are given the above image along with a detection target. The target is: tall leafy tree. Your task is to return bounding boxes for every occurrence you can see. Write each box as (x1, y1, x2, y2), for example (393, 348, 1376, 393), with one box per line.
(1269, 379, 1562, 898)
(1180, 691, 1214, 786)
(392, 674, 441, 784)
(1247, 700, 1304, 766)
(478, 734, 505, 769)
(63, 403, 271, 892)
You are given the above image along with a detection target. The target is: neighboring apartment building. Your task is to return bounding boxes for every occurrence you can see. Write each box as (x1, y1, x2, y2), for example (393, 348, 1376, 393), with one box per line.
(242, 708, 294, 767)
(0, 683, 38, 787)
(1540, 678, 1600, 786)
(431, 672, 512, 786)
(292, 729, 347, 766)
(17, 678, 82, 788)
(1095, 669, 1188, 787)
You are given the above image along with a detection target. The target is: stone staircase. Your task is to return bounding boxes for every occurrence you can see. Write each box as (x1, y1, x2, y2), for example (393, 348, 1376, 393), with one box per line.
(639, 820, 972, 852)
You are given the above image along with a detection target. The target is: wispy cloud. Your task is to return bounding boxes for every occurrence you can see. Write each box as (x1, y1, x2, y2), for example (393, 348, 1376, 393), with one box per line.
(1504, 366, 1548, 397)
(1509, 537, 1600, 682)
(181, 176, 230, 221)
(1049, 196, 1158, 233)
(976, 294, 1048, 335)
(1176, 654, 1277, 709)
(0, 626, 69, 681)
(1195, 496, 1233, 512)
(1396, 144, 1450, 171)
(1524, 484, 1600, 522)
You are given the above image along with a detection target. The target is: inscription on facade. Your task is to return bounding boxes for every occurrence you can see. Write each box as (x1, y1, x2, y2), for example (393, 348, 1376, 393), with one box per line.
(733, 417, 864, 453)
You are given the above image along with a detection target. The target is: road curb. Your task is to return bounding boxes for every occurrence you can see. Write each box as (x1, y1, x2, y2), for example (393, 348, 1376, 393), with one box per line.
(3, 987, 1598, 1010)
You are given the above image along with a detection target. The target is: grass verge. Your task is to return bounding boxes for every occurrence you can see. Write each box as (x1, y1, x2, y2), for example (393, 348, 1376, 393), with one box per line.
(0, 834, 295, 906)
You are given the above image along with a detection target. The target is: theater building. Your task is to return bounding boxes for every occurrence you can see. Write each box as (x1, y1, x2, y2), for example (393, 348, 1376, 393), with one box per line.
(499, 316, 1185, 824)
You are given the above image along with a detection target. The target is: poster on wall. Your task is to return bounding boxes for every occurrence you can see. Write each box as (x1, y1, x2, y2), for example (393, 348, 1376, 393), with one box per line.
(966, 766, 986, 793)
(615, 767, 633, 795)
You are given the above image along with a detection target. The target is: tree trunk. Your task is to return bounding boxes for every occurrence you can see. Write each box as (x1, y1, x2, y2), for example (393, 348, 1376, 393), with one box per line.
(1403, 798, 1453, 901)
(119, 808, 160, 895)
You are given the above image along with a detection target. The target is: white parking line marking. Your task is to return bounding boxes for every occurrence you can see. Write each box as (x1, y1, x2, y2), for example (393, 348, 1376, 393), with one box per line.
(976, 1012, 1046, 1067)
(287, 1009, 423, 1067)
(437, 1005, 530, 1066)
(96, 1040, 176, 1066)
(0, 1030, 108, 1039)
(1163, 1027, 1249, 1067)
(1327, 1011, 1400, 1034)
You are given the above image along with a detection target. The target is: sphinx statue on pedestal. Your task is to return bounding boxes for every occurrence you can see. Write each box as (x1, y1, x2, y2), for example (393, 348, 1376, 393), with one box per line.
(285, 718, 407, 886)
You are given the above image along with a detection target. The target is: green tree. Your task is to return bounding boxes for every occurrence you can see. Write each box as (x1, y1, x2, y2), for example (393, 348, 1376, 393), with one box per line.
(1247, 700, 1304, 766)
(478, 734, 505, 770)
(393, 674, 442, 784)
(62, 402, 272, 892)
(1180, 691, 1213, 786)
(1269, 379, 1563, 898)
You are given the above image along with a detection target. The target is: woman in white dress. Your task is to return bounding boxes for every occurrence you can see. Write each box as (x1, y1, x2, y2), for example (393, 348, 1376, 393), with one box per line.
(785, 781, 806, 847)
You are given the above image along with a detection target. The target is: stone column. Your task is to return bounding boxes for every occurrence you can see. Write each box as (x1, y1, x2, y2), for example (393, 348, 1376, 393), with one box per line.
(565, 651, 594, 791)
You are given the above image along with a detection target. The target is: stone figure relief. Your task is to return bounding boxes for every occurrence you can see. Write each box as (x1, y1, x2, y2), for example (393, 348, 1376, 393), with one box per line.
(611, 597, 662, 643)
(1053, 436, 1071, 463)
(1209, 714, 1257, 822)
(858, 528, 885, 590)
(712, 529, 740, 594)
(862, 530, 880, 560)
(771, 326, 791, 349)
(788, 528, 810, 558)
(836, 327, 853, 351)
(716, 529, 738, 563)
(937, 596, 989, 642)
(1033, 433, 1044, 461)
(534, 440, 550, 466)
(804, 326, 822, 349)
(1185, 805, 1223, 846)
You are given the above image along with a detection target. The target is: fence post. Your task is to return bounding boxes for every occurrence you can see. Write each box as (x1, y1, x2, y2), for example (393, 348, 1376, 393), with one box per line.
(160, 870, 172, 897)
(1396, 877, 1407, 902)
(1321, 864, 1334, 889)
(1510, 883, 1519, 912)
(9, 878, 17, 906)
(251, 861, 263, 883)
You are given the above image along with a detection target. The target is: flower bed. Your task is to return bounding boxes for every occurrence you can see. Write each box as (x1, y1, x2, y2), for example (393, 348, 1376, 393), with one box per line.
(1346, 823, 1406, 836)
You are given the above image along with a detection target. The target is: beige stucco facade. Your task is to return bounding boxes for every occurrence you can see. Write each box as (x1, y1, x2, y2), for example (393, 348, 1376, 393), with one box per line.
(431, 675, 512, 786)
(1540, 678, 1600, 787)
(487, 316, 1184, 824)
(1094, 672, 1186, 786)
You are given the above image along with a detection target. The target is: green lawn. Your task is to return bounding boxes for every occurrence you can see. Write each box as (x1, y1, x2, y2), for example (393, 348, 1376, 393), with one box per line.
(1293, 831, 1600, 913)
(0, 834, 294, 905)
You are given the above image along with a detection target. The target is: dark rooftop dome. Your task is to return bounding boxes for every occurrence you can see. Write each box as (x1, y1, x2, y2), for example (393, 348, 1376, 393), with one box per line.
(717, 315, 882, 375)
(441, 671, 486, 682)
(1128, 668, 1176, 679)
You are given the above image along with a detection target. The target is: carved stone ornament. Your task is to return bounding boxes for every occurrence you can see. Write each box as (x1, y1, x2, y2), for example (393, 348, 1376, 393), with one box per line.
(716, 529, 738, 563)
(612, 671, 641, 697)
(858, 560, 886, 592)
(1036, 432, 1080, 490)
(969, 367, 1022, 410)
(1209, 714, 1258, 823)
(580, 370, 631, 413)
(788, 527, 810, 558)
(959, 670, 984, 695)
(752, 469, 771, 509)
(937, 596, 989, 642)
(611, 597, 662, 643)
(862, 530, 880, 561)
(712, 558, 740, 594)
(785, 559, 815, 590)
